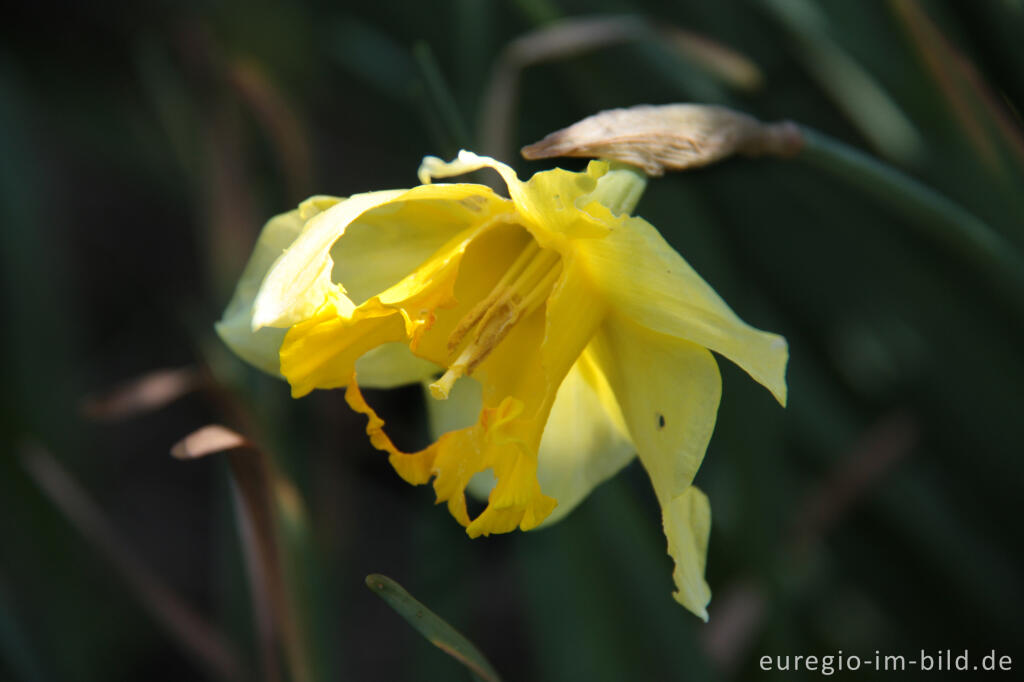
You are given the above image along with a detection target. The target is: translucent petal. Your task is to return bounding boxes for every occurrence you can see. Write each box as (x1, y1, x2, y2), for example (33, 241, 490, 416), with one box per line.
(215, 196, 342, 375)
(592, 318, 720, 616)
(423, 374, 482, 439)
(331, 185, 512, 305)
(354, 343, 440, 390)
(534, 347, 635, 526)
(252, 190, 406, 330)
(593, 317, 722, 505)
(579, 214, 788, 406)
(280, 302, 410, 397)
(430, 351, 636, 522)
(252, 183, 509, 331)
(664, 486, 713, 620)
(419, 151, 614, 242)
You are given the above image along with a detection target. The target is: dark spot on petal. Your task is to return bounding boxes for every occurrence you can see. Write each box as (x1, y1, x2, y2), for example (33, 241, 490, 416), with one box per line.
(657, 413, 665, 429)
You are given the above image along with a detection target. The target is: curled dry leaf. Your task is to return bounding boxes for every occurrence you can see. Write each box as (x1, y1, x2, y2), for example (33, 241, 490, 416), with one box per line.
(171, 424, 249, 460)
(521, 104, 803, 176)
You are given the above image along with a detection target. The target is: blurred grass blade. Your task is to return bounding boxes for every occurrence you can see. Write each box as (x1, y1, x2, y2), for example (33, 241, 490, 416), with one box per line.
(480, 15, 761, 160)
(413, 41, 472, 156)
(762, 0, 923, 162)
(511, 0, 561, 25)
(890, 0, 1024, 175)
(0, 578, 48, 682)
(227, 59, 313, 202)
(789, 412, 918, 551)
(226, 444, 287, 682)
(658, 26, 763, 92)
(173, 425, 316, 682)
(797, 125, 1024, 318)
(454, 0, 492, 112)
(21, 442, 243, 681)
(328, 18, 416, 100)
(480, 15, 648, 161)
(365, 574, 503, 682)
(82, 366, 202, 420)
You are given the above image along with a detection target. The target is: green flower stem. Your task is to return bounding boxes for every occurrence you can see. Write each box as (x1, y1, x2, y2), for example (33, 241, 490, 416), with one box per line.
(591, 162, 648, 216)
(795, 126, 1024, 316)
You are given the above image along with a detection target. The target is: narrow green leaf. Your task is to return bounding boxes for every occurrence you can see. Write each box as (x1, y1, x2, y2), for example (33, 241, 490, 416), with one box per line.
(762, 0, 923, 162)
(796, 126, 1024, 320)
(364, 574, 502, 682)
(412, 41, 473, 155)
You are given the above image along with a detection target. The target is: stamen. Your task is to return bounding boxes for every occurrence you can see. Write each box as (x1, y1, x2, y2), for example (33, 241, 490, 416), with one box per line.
(447, 241, 540, 352)
(430, 239, 562, 399)
(476, 249, 558, 333)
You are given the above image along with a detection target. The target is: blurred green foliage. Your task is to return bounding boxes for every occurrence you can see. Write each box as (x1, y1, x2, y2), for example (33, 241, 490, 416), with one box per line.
(1, 1, 1022, 680)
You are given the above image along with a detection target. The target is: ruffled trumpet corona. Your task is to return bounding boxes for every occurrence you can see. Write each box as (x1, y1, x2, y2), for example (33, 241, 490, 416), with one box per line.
(217, 150, 788, 619)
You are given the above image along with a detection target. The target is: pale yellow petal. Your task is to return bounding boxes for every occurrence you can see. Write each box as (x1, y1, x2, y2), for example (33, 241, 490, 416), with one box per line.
(579, 215, 788, 406)
(354, 343, 440, 389)
(439, 351, 635, 518)
(591, 317, 720, 617)
(252, 190, 406, 330)
(664, 486, 713, 620)
(424, 374, 482, 438)
(253, 182, 511, 377)
(277, 214, 515, 398)
(418, 151, 613, 242)
(592, 317, 722, 506)
(215, 196, 343, 375)
(280, 303, 408, 397)
(331, 184, 512, 305)
(534, 347, 634, 526)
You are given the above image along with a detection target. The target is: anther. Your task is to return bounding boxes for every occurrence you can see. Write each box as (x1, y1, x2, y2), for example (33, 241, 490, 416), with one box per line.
(430, 239, 562, 399)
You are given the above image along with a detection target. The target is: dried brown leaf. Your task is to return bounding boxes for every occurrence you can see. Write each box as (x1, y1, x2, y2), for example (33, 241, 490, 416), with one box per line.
(521, 104, 802, 175)
(171, 424, 249, 460)
(82, 366, 201, 420)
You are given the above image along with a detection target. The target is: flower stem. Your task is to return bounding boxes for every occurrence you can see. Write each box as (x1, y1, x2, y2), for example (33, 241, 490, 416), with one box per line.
(795, 125, 1024, 316)
(591, 162, 648, 216)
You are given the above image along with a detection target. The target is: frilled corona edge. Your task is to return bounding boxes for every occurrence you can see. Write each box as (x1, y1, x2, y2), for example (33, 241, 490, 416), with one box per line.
(216, 150, 788, 619)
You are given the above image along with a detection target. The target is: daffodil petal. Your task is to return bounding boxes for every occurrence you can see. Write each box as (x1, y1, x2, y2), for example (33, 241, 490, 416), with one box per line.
(354, 343, 440, 390)
(436, 351, 635, 520)
(592, 318, 720, 617)
(253, 182, 509, 330)
(424, 374, 482, 438)
(534, 347, 634, 526)
(216, 196, 343, 375)
(419, 151, 612, 242)
(280, 302, 409, 397)
(422, 377, 500, 501)
(593, 317, 722, 505)
(664, 486, 712, 620)
(580, 215, 787, 406)
(330, 184, 511, 305)
(252, 190, 406, 330)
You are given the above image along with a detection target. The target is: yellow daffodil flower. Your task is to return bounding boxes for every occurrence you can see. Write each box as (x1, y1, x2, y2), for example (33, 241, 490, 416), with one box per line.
(216, 151, 787, 619)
